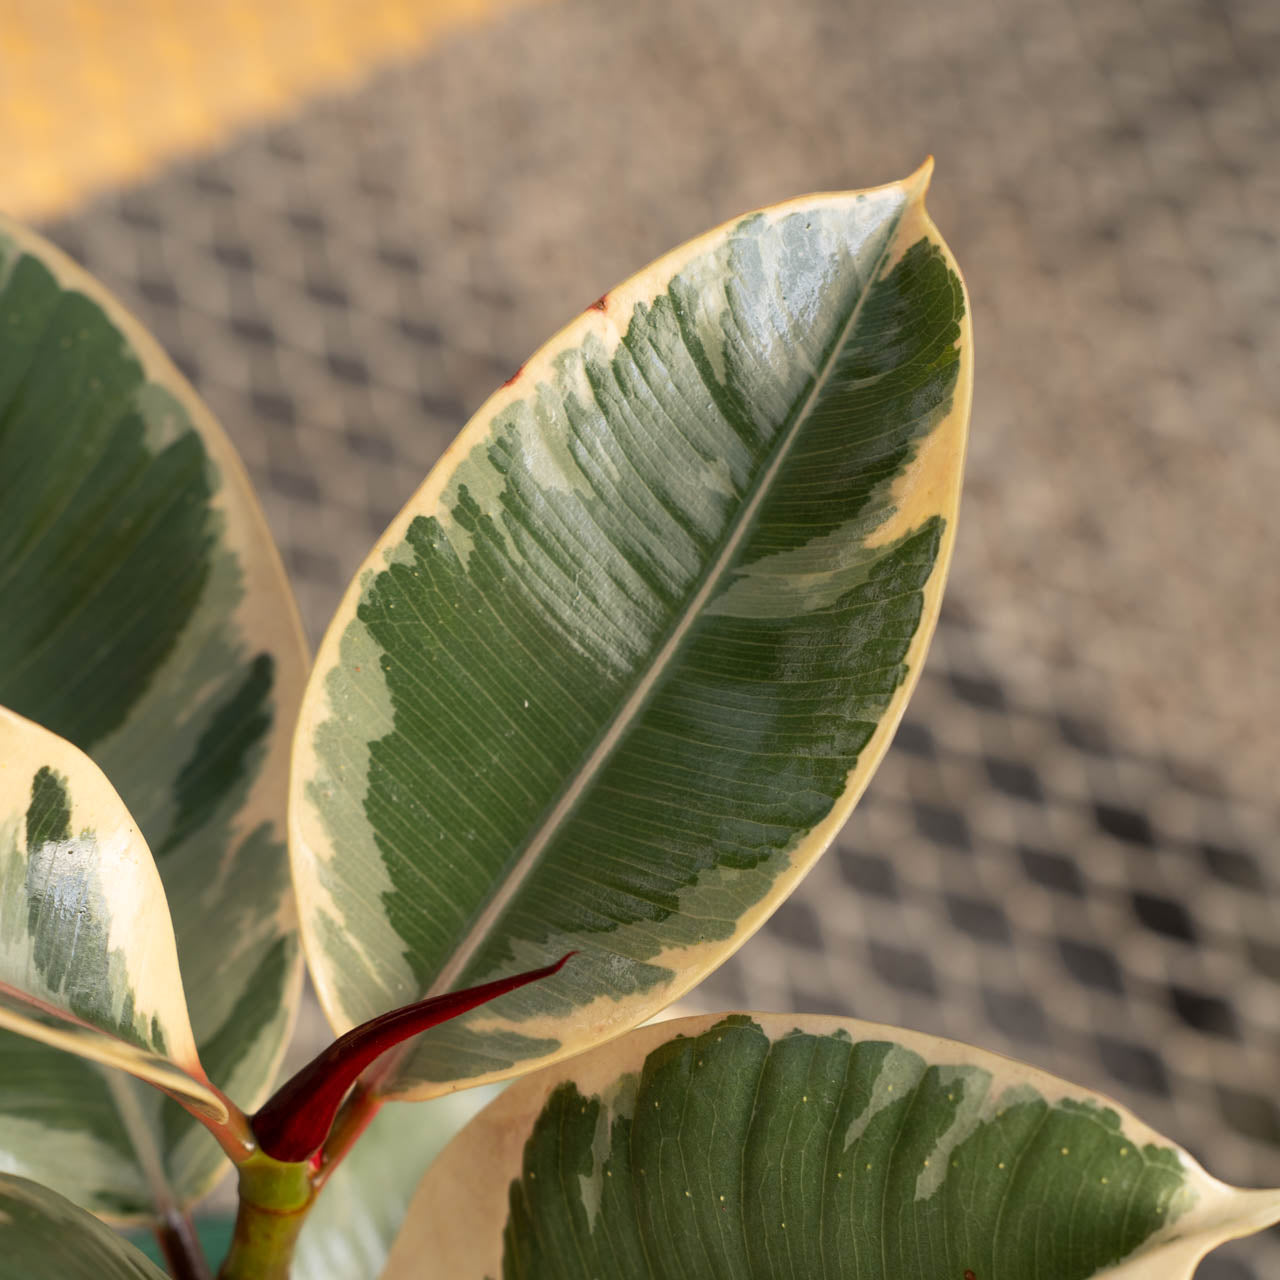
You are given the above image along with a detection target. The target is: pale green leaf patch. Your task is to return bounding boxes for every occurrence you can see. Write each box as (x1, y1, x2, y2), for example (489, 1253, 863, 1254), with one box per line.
(388, 1014, 1280, 1279)
(291, 164, 973, 1099)
(292, 1086, 500, 1280)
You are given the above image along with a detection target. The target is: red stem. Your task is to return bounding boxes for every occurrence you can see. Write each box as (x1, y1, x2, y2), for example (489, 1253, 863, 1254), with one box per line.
(155, 1207, 212, 1280)
(161, 1080, 256, 1165)
(251, 953, 574, 1162)
(311, 1081, 384, 1190)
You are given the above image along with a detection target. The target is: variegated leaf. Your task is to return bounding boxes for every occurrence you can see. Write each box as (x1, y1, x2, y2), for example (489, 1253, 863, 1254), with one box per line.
(0, 217, 308, 1214)
(0, 1175, 168, 1280)
(387, 1014, 1280, 1279)
(291, 164, 972, 1097)
(0, 710, 226, 1184)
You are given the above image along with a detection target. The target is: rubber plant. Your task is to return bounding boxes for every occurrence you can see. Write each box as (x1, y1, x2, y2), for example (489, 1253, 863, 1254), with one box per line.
(0, 164, 1275, 1279)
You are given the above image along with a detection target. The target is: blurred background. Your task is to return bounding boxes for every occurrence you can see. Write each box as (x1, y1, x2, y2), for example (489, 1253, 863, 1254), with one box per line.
(3, 0, 1277, 1273)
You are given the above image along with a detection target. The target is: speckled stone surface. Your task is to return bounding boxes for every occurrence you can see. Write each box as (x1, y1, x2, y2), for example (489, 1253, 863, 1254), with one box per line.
(35, 0, 1279, 1270)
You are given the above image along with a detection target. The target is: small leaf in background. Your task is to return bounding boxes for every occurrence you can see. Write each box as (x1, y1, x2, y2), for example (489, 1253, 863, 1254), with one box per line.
(388, 1014, 1280, 1279)
(0, 1174, 169, 1279)
(0, 216, 308, 1215)
(291, 1087, 500, 1280)
(291, 165, 972, 1098)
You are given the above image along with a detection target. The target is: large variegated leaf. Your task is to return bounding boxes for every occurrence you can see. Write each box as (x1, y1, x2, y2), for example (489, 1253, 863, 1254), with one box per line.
(0, 1175, 168, 1280)
(0, 217, 308, 1214)
(387, 1014, 1280, 1279)
(291, 164, 972, 1097)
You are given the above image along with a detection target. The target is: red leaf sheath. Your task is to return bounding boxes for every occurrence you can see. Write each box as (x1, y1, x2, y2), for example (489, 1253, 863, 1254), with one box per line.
(251, 953, 575, 1162)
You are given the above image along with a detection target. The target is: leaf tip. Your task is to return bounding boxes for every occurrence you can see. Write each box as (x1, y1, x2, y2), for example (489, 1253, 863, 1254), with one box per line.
(905, 155, 935, 201)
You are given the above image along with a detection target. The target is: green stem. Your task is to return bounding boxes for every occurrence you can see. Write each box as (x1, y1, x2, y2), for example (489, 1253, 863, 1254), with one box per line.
(216, 1150, 314, 1280)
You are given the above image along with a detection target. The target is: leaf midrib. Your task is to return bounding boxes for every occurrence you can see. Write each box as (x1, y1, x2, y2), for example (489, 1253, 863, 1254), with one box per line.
(423, 206, 906, 1001)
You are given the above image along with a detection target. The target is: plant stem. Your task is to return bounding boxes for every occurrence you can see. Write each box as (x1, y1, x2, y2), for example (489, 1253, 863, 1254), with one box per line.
(155, 1208, 212, 1280)
(167, 1086, 257, 1166)
(216, 1150, 314, 1280)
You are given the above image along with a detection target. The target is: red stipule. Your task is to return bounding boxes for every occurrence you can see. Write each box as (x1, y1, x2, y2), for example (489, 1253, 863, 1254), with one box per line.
(251, 953, 575, 1162)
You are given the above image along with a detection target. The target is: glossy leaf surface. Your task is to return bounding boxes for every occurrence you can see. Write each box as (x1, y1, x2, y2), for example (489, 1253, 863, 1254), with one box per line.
(291, 165, 972, 1097)
(0, 217, 308, 1214)
(389, 1014, 1280, 1279)
(0, 1175, 168, 1280)
(0, 708, 218, 1110)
